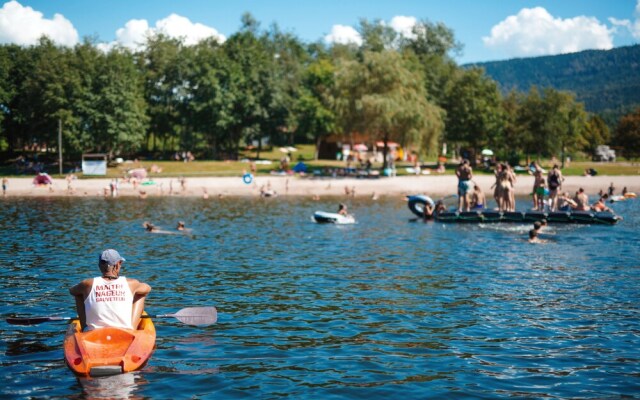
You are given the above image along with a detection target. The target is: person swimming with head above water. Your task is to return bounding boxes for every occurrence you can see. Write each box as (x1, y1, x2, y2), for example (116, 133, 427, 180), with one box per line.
(338, 203, 348, 216)
(528, 229, 546, 243)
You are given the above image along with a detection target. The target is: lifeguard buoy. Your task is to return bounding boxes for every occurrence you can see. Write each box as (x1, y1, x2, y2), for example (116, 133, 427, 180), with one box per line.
(243, 173, 253, 184)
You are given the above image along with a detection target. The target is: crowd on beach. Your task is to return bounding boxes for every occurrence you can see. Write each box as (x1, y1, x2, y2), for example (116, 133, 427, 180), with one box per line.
(449, 159, 622, 216)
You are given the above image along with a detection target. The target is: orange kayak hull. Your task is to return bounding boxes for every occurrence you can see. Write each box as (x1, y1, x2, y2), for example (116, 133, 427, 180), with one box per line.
(63, 314, 156, 376)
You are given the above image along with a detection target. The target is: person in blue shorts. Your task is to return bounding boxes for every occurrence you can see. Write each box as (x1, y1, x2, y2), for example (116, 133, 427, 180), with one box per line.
(456, 159, 473, 212)
(471, 184, 486, 209)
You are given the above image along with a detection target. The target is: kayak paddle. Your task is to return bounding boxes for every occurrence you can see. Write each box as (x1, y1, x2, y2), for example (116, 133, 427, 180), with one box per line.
(6, 306, 217, 327)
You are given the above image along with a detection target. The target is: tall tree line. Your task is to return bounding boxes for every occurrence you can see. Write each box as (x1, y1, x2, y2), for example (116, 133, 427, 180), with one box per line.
(0, 14, 635, 163)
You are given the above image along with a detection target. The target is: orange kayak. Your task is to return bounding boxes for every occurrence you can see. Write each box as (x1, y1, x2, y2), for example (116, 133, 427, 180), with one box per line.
(64, 314, 156, 376)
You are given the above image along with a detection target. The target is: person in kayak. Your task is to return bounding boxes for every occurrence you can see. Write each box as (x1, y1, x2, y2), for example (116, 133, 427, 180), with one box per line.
(69, 249, 151, 331)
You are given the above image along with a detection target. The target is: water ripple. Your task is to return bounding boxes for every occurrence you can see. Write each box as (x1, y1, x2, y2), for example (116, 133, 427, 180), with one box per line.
(1, 196, 639, 398)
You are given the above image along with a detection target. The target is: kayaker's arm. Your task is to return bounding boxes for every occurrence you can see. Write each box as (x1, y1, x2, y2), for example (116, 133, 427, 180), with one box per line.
(69, 279, 92, 330)
(129, 279, 152, 328)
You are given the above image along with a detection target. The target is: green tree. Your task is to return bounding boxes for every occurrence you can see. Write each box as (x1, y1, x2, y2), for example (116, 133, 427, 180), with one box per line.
(262, 25, 308, 150)
(358, 19, 397, 52)
(91, 48, 148, 156)
(499, 90, 524, 162)
(443, 67, 504, 160)
(401, 19, 461, 108)
(580, 115, 611, 156)
(185, 38, 227, 158)
(334, 50, 443, 168)
(140, 34, 189, 153)
(296, 59, 336, 159)
(614, 107, 640, 159)
(517, 87, 587, 163)
(219, 15, 273, 159)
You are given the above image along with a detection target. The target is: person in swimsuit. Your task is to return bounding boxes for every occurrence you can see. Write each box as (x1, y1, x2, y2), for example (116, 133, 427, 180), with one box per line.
(338, 203, 348, 216)
(547, 164, 564, 211)
(143, 221, 158, 232)
(470, 185, 486, 209)
(492, 164, 504, 210)
(69, 249, 151, 331)
(456, 159, 473, 212)
(573, 188, 590, 211)
(423, 199, 445, 220)
(535, 181, 547, 211)
(528, 229, 545, 243)
(591, 196, 613, 212)
(498, 163, 516, 211)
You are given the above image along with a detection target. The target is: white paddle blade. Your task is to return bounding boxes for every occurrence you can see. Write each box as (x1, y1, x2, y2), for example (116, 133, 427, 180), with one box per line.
(171, 307, 218, 326)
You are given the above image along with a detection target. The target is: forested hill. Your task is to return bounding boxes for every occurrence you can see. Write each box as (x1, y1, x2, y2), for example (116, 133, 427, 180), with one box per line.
(468, 44, 640, 117)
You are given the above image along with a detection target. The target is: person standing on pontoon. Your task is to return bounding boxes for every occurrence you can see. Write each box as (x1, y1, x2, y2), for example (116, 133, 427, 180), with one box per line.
(547, 165, 564, 211)
(456, 159, 473, 212)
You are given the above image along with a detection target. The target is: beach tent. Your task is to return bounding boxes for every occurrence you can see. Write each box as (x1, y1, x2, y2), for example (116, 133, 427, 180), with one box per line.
(33, 173, 52, 185)
(128, 168, 147, 179)
(292, 162, 308, 173)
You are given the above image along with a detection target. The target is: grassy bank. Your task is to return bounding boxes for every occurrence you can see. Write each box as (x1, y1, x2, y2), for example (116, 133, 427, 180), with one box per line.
(1, 142, 638, 179)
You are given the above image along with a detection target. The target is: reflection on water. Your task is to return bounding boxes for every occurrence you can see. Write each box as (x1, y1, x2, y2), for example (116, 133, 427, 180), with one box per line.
(78, 372, 144, 399)
(1, 196, 639, 398)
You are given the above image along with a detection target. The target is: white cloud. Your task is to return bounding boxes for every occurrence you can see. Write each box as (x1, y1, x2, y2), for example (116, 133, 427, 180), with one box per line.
(390, 16, 418, 39)
(608, 0, 640, 39)
(156, 14, 223, 45)
(100, 13, 225, 51)
(325, 16, 421, 46)
(0, 0, 78, 46)
(483, 7, 614, 58)
(324, 24, 362, 46)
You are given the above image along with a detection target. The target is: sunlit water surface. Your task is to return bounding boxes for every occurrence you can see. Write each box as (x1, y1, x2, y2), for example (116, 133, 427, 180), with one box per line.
(1, 195, 639, 399)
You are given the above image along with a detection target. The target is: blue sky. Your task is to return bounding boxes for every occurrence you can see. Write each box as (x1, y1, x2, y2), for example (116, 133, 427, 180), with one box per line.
(1, 0, 639, 63)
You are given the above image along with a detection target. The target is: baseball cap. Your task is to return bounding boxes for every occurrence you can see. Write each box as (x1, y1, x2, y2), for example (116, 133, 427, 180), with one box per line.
(99, 249, 125, 265)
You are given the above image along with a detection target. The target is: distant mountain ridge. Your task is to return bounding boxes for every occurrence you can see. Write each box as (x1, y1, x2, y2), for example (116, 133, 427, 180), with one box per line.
(468, 44, 640, 118)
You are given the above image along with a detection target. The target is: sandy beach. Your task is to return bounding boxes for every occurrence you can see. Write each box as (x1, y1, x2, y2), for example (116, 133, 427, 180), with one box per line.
(3, 174, 639, 199)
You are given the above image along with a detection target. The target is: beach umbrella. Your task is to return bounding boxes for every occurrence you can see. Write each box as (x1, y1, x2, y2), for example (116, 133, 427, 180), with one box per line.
(481, 149, 494, 156)
(375, 141, 400, 148)
(353, 143, 368, 152)
(286, 146, 298, 152)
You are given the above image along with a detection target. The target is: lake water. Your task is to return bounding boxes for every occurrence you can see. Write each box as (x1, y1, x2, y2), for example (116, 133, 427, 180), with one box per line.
(1, 195, 639, 399)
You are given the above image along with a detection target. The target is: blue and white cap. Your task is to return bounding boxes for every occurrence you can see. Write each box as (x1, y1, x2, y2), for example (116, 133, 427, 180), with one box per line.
(99, 249, 125, 266)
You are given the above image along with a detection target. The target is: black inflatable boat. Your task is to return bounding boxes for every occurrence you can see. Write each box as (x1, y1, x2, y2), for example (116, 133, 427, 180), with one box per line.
(407, 195, 621, 225)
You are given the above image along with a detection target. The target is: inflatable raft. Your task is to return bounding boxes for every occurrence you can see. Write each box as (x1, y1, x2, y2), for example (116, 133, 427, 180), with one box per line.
(312, 211, 355, 224)
(407, 195, 621, 225)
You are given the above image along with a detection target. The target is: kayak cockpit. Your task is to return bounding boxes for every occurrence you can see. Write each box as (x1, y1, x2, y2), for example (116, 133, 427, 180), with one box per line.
(64, 314, 156, 376)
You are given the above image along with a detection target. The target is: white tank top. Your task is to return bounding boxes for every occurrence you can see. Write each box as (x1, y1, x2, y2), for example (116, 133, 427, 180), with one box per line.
(84, 276, 134, 331)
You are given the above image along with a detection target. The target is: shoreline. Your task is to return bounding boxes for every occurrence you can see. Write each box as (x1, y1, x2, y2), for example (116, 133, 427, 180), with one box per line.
(2, 175, 639, 199)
